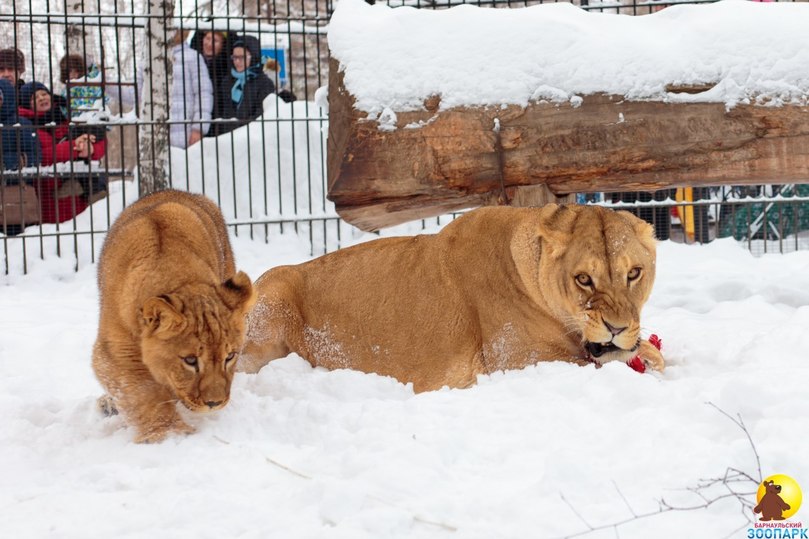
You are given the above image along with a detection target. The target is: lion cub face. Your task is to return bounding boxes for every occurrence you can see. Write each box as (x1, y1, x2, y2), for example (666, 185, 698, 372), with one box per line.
(540, 206, 657, 365)
(139, 272, 255, 413)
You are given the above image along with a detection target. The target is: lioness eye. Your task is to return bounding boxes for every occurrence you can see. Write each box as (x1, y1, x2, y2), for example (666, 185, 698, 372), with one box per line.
(627, 267, 641, 281)
(575, 273, 592, 287)
(225, 352, 236, 363)
(183, 356, 199, 368)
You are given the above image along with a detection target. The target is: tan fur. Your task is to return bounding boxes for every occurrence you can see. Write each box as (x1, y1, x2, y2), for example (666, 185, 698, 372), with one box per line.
(241, 205, 664, 392)
(93, 190, 255, 443)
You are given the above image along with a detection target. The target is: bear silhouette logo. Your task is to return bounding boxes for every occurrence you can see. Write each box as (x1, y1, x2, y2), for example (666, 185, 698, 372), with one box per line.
(754, 480, 791, 521)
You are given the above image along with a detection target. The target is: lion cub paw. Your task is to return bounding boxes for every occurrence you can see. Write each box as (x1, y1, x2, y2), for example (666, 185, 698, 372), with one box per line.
(638, 340, 665, 372)
(134, 417, 196, 444)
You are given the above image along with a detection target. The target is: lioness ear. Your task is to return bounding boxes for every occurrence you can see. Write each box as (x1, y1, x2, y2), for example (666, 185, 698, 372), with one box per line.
(141, 296, 187, 339)
(631, 215, 658, 251)
(220, 271, 256, 312)
(536, 204, 575, 258)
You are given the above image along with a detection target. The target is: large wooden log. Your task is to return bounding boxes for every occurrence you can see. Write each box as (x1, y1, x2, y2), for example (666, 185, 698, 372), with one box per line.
(327, 59, 809, 231)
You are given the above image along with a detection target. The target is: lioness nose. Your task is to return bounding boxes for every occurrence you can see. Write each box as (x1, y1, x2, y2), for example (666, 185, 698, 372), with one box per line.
(205, 400, 223, 408)
(604, 321, 626, 336)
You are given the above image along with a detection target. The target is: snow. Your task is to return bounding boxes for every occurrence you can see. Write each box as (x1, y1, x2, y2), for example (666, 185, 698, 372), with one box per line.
(2, 1, 809, 537)
(328, 0, 809, 115)
(2, 181, 808, 537)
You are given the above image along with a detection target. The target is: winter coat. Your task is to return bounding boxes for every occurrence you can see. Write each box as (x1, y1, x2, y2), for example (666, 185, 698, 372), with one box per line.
(0, 79, 40, 171)
(190, 30, 234, 123)
(61, 64, 108, 119)
(18, 106, 105, 166)
(211, 35, 274, 136)
(120, 44, 213, 148)
(167, 44, 213, 148)
(18, 96, 107, 224)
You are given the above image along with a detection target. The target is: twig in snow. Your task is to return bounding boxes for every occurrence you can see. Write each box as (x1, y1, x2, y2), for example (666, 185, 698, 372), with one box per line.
(369, 495, 458, 532)
(264, 455, 312, 480)
(556, 402, 762, 538)
(706, 402, 762, 483)
(213, 435, 311, 480)
(612, 479, 637, 518)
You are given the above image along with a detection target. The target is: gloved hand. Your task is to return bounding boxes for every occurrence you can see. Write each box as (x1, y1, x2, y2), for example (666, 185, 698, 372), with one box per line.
(277, 89, 297, 103)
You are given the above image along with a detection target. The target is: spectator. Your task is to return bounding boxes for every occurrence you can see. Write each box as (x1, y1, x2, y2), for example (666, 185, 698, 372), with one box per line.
(18, 81, 107, 223)
(1, 78, 41, 236)
(210, 35, 276, 136)
(59, 54, 108, 120)
(190, 29, 232, 130)
(0, 78, 39, 171)
(18, 81, 68, 129)
(164, 31, 213, 148)
(0, 48, 26, 95)
(119, 31, 213, 148)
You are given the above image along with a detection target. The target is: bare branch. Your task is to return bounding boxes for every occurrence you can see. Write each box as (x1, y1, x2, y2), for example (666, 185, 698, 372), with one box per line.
(612, 480, 637, 518)
(557, 402, 762, 538)
(560, 492, 595, 531)
(706, 402, 762, 483)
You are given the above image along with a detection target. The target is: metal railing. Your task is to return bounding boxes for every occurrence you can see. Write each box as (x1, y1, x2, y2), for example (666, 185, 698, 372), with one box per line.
(1, 0, 807, 274)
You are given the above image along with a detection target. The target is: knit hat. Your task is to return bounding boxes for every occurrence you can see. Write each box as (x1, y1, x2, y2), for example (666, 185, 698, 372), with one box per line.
(18, 81, 50, 109)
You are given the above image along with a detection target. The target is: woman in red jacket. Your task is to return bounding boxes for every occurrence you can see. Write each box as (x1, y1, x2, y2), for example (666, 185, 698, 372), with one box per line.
(18, 81, 106, 223)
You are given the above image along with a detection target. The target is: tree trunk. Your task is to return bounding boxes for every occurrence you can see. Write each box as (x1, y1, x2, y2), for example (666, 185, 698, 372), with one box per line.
(328, 59, 809, 231)
(64, 0, 98, 66)
(137, 0, 175, 194)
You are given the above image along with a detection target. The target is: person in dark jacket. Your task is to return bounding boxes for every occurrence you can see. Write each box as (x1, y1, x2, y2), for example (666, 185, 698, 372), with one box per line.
(18, 81, 107, 223)
(1, 78, 41, 236)
(211, 35, 274, 136)
(0, 78, 39, 171)
(0, 48, 26, 96)
(190, 29, 233, 131)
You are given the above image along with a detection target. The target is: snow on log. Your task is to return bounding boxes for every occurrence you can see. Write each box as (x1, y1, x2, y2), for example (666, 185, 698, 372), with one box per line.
(327, 0, 809, 231)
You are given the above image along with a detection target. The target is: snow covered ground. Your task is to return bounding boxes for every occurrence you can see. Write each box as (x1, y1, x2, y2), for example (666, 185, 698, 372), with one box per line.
(2, 1, 809, 537)
(1, 179, 808, 538)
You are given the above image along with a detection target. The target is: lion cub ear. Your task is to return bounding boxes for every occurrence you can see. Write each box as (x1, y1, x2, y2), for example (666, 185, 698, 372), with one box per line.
(220, 271, 256, 312)
(141, 296, 187, 339)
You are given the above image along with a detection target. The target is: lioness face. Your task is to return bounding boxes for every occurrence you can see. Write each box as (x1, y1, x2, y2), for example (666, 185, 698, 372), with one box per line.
(542, 207, 657, 365)
(139, 275, 255, 412)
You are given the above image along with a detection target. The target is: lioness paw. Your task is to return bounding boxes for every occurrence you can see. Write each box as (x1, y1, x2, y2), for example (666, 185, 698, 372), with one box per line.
(638, 340, 665, 372)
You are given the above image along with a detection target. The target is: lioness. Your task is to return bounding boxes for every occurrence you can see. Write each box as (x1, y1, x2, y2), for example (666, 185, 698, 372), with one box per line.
(240, 204, 664, 392)
(93, 190, 255, 443)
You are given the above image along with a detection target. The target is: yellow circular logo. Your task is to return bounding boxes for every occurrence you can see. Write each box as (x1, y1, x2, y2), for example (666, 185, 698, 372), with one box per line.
(755, 474, 802, 521)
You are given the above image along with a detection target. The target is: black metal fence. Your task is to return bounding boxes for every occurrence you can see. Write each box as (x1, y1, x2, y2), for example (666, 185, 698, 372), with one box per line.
(1, 0, 807, 274)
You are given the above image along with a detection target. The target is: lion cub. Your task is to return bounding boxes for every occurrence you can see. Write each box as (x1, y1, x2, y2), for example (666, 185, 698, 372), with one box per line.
(93, 190, 255, 443)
